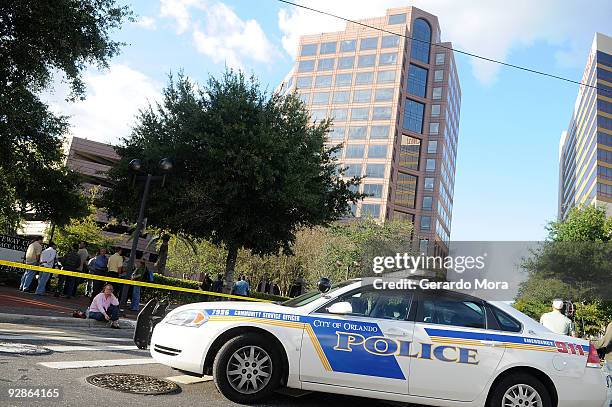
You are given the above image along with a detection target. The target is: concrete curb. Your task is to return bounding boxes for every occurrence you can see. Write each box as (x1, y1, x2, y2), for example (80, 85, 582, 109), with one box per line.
(0, 313, 137, 329)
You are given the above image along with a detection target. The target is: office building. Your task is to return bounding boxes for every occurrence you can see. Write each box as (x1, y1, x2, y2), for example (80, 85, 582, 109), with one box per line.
(559, 33, 612, 219)
(279, 7, 461, 256)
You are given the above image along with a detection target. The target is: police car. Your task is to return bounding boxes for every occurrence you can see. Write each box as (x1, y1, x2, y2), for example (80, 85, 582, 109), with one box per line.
(149, 278, 611, 406)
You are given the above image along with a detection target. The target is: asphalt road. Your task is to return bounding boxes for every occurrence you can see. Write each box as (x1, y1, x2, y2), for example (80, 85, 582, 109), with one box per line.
(0, 322, 414, 407)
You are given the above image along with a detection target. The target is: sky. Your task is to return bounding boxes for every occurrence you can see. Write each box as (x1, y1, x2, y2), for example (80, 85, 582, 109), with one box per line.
(45, 0, 612, 242)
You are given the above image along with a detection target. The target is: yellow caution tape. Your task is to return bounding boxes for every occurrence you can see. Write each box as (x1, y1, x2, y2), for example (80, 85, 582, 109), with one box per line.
(0, 260, 269, 303)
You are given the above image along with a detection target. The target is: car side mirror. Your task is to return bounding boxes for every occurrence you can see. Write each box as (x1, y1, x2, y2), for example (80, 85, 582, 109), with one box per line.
(327, 302, 352, 315)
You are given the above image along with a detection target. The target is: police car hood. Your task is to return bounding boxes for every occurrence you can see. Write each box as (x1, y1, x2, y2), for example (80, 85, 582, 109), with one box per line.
(489, 301, 589, 347)
(168, 301, 299, 316)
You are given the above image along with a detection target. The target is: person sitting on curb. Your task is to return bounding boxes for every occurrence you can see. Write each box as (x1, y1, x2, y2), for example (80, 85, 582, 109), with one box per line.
(88, 283, 120, 329)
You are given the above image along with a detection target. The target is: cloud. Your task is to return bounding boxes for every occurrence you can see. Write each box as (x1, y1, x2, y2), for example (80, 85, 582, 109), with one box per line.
(160, 0, 277, 69)
(46, 65, 161, 145)
(134, 16, 157, 30)
(277, 0, 612, 85)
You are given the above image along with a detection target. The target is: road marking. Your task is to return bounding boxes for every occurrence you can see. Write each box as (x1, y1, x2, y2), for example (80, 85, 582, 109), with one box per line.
(39, 358, 157, 369)
(165, 375, 213, 384)
(45, 345, 140, 352)
(0, 335, 133, 342)
(0, 329, 65, 335)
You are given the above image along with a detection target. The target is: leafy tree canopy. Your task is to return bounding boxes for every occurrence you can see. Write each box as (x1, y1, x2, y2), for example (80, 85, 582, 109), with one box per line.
(102, 70, 362, 285)
(547, 205, 611, 242)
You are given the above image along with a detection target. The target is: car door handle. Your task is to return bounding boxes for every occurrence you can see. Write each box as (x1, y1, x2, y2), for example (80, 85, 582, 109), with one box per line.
(386, 328, 410, 337)
(481, 340, 503, 347)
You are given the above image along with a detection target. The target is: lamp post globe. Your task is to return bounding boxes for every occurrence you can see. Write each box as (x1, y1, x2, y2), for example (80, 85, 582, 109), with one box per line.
(159, 158, 173, 172)
(129, 159, 142, 172)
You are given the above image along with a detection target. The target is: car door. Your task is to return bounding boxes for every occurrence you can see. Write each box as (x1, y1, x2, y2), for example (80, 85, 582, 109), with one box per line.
(299, 285, 415, 395)
(409, 291, 506, 402)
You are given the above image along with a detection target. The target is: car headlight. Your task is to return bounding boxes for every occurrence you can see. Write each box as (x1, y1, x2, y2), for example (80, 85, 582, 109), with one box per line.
(165, 309, 209, 327)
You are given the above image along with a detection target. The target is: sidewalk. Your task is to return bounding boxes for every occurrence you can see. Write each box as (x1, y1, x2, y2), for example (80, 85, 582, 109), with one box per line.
(0, 285, 138, 327)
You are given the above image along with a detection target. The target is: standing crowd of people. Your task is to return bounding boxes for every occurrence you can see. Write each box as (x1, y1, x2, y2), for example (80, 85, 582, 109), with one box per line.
(198, 273, 304, 298)
(19, 237, 153, 328)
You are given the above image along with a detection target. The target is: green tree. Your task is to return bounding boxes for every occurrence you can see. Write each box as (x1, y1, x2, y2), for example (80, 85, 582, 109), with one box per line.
(102, 71, 362, 290)
(548, 205, 611, 242)
(0, 0, 132, 233)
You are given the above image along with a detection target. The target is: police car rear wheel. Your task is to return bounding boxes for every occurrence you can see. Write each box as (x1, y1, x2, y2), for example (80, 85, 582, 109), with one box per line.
(489, 373, 552, 407)
(213, 333, 282, 403)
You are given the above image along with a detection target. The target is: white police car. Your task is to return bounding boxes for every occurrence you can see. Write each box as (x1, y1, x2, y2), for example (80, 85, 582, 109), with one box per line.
(149, 278, 611, 406)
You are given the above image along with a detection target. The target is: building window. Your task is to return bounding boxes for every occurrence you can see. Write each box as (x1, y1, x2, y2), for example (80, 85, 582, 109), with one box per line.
(310, 108, 327, 122)
(338, 56, 354, 69)
(403, 99, 425, 133)
(370, 125, 389, 139)
(429, 122, 439, 135)
(361, 204, 381, 218)
(348, 126, 367, 139)
(344, 164, 362, 177)
(295, 76, 312, 88)
(363, 183, 383, 198)
(355, 72, 374, 85)
(329, 126, 345, 140)
(434, 70, 444, 82)
(301, 44, 317, 56)
(368, 145, 387, 159)
(431, 104, 441, 117)
(427, 140, 438, 154)
(351, 107, 370, 121)
(407, 64, 428, 97)
(422, 196, 433, 210)
(331, 146, 342, 160)
(419, 239, 429, 254)
(332, 91, 350, 104)
(381, 35, 400, 48)
(320, 41, 337, 54)
(317, 58, 335, 71)
(360, 37, 378, 50)
(335, 73, 353, 86)
(365, 164, 385, 178)
(330, 108, 348, 121)
(372, 106, 392, 120)
(379, 52, 398, 65)
(411, 18, 431, 64)
(345, 144, 365, 158)
(352, 89, 372, 103)
(298, 60, 315, 72)
(340, 39, 356, 52)
(432, 87, 442, 99)
(312, 92, 330, 105)
(314, 75, 333, 88)
(299, 92, 310, 104)
(395, 172, 417, 209)
(424, 177, 435, 191)
(435, 53, 445, 65)
(377, 70, 396, 83)
(426, 159, 436, 171)
(420, 215, 431, 230)
(400, 135, 420, 170)
(388, 13, 406, 25)
(357, 54, 376, 68)
(374, 88, 394, 102)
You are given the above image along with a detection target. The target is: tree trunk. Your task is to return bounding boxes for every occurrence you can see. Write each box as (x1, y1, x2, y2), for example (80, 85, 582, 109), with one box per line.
(224, 244, 238, 293)
(156, 241, 169, 275)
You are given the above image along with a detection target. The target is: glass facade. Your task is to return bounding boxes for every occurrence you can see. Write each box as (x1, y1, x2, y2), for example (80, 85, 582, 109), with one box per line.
(411, 18, 431, 63)
(403, 100, 425, 133)
(407, 64, 428, 97)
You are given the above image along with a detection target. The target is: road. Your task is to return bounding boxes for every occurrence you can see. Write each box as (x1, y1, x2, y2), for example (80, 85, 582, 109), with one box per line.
(0, 322, 412, 407)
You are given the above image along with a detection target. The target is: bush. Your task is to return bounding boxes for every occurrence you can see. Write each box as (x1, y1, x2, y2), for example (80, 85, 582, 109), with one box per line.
(0, 267, 22, 287)
(140, 274, 288, 305)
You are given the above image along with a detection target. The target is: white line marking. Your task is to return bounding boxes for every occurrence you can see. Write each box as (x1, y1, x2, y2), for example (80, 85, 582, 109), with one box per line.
(0, 335, 133, 342)
(0, 329, 65, 335)
(45, 345, 140, 352)
(165, 375, 213, 384)
(39, 358, 157, 369)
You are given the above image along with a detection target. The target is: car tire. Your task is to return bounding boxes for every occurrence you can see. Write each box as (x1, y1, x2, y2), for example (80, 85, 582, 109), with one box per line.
(212, 333, 283, 404)
(488, 373, 553, 407)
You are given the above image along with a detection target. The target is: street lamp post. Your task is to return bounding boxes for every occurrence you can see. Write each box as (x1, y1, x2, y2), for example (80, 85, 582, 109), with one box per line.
(120, 158, 172, 306)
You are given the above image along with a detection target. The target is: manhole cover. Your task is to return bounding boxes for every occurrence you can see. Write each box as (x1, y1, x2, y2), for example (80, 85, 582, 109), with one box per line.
(0, 342, 52, 355)
(86, 373, 181, 395)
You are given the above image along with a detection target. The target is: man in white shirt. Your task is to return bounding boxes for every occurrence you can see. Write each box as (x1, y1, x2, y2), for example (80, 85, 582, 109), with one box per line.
(20, 236, 43, 291)
(540, 299, 575, 336)
(35, 242, 57, 296)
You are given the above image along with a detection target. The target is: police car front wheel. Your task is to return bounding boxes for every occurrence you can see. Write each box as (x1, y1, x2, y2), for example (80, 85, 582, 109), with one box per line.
(212, 333, 283, 403)
(488, 373, 552, 407)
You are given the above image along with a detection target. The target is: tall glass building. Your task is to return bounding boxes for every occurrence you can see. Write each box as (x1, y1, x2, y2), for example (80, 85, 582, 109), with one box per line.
(278, 7, 461, 256)
(559, 33, 612, 220)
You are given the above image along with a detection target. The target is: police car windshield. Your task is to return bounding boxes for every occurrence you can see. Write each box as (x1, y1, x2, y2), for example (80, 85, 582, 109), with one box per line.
(281, 281, 355, 308)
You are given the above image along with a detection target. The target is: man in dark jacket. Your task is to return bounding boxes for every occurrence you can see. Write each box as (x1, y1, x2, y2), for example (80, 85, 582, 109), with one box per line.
(55, 243, 81, 298)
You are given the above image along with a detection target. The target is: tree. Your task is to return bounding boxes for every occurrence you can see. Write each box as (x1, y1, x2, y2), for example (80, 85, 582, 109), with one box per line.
(0, 0, 132, 233)
(548, 205, 611, 242)
(102, 71, 362, 290)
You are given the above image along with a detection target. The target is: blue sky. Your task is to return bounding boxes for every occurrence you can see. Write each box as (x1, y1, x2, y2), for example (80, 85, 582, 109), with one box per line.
(47, 0, 612, 241)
